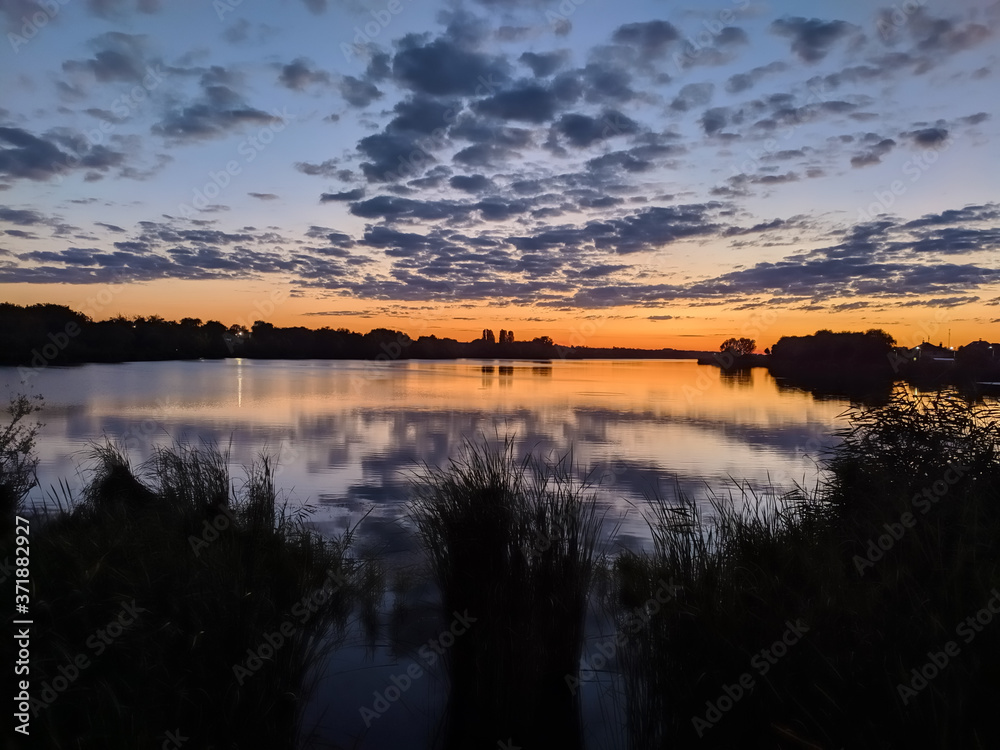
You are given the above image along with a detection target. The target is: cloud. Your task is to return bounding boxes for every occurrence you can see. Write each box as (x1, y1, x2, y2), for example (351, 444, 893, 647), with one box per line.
(906, 127, 948, 148)
(62, 32, 150, 83)
(725, 61, 787, 93)
(152, 79, 282, 142)
(357, 131, 436, 183)
(339, 75, 383, 107)
(850, 137, 896, 167)
(392, 36, 510, 96)
(301, 0, 326, 13)
(0, 126, 126, 181)
(519, 51, 567, 77)
(0, 206, 46, 225)
(320, 188, 366, 202)
(278, 58, 330, 90)
(551, 109, 640, 148)
(473, 83, 561, 123)
(295, 159, 348, 178)
(611, 20, 680, 58)
(670, 82, 714, 112)
(248, 192, 278, 201)
(85, 0, 160, 19)
(770, 17, 857, 62)
(904, 8, 991, 55)
(449, 174, 493, 193)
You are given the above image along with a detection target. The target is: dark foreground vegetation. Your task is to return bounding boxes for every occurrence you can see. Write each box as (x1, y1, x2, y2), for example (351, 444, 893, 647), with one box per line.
(2, 395, 381, 749)
(615, 388, 1000, 748)
(4, 386, 1000, 748)
(0, 302, 708, 367)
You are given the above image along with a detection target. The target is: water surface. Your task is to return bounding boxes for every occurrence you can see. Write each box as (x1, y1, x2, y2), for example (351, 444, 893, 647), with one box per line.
(4, 357, 861, 748)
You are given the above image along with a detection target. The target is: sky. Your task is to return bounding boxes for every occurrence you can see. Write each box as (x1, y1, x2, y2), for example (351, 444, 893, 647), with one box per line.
(0, 0, 998, 350)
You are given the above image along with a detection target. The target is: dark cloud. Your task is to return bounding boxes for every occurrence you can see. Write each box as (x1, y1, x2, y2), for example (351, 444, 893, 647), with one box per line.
(1, 1, 44, 31)
(340, 75, 383, 107)
(364, 51, 392, 82)
(670, 82, 714, 112)
(725, 61, 787, 93)
(357, 131, 436, 183)
(552, 109, 640, 148)
(295, 159, 347, 178)
(699, 107, 729, 136)
(519, 51, 567, 77)
(850, 137, 895, 168)
(509, 203, 723, 255)
(0, 127, 126, 181)
(388, 97, 455, 135)
(392, 36, 510, 96)
(906, 127, 948, 148)
(473, 83, 560, 123)
(152, 81, 282, 141)
(611, 20, 680, 58)
(349, 195, 475, 222)
(301, 0, 326, 13)
(223, 19, 250, 44)
(62, 32, 150, 83)
(247, 192, 278, 201)
(959, 112, 990, 126)
(320, 188, 366, 202)
(902, 204, 1000, 230)
(581, 62, 635, 103)
(770, 17, 857, 62)
(0, 206, 46, 225)
(449, 174, 493, 193)
(85, 0, 160, 19)
(905, 9, 991, 55)
(278, 58, 330, 90)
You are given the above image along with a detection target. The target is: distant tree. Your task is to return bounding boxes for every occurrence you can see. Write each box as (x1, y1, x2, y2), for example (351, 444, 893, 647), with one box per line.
(180, 317, 203, 327)
(533, 336, 554, 347)
(483, 329, 496, 344)
(507, 330, 514, 343)
(720, 337, 756, 356)
(499, 329, 507, 344)
(865, 329, 896, 348)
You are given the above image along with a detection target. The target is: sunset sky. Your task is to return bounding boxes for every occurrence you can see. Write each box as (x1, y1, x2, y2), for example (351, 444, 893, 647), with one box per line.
(1, 0, 998, 350)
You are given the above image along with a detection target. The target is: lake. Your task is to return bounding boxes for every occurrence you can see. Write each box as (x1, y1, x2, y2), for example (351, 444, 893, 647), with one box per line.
(3, 358, 856, 748)
(7, 358, 851, 545)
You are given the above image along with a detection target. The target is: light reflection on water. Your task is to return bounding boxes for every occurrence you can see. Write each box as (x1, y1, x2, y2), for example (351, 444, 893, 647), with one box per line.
(7, 358, 849, 552)
(3, 358, 859, 748)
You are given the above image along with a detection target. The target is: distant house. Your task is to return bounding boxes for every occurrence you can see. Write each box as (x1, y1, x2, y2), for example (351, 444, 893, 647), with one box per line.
(955, 340, 1000, 369)
(909, 342, 955, 362)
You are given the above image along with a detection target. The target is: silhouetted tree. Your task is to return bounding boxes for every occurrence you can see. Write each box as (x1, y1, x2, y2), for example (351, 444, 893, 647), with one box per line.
(865, 329, 896, 348)
(483, 329, 496, 344)
(720, 337, 756, 356)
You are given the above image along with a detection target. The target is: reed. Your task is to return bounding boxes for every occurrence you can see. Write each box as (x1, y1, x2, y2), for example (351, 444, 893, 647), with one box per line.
(21, 440, 381, 750)
(410, 435, 603, 749)
(614, 387, 1000, 749)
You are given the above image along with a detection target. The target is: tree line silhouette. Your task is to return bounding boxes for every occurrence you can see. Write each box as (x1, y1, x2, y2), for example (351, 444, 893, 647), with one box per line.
(0, 303, 706, 367)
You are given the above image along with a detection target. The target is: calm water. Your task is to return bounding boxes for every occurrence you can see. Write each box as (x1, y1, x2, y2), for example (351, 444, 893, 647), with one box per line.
(3, 358, 855, 748)
(7, 358, 850, 546)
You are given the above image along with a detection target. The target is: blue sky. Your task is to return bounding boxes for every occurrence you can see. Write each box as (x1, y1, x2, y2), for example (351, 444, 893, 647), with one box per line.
(1, 0, 998, 347)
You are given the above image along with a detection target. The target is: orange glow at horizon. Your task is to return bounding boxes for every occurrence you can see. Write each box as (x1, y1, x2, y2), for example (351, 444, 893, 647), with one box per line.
(1, 279, 996, 352)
